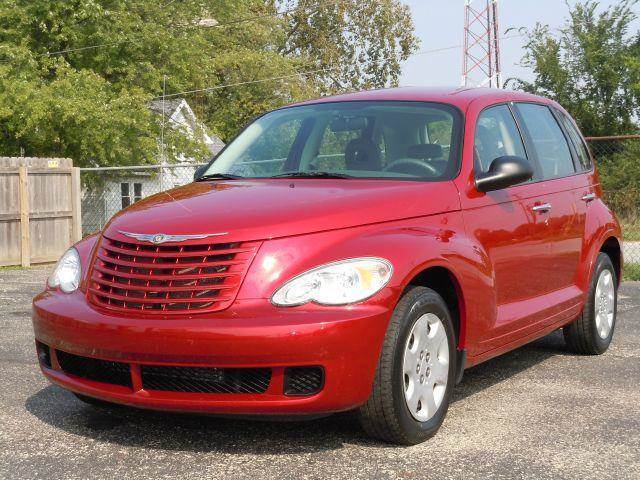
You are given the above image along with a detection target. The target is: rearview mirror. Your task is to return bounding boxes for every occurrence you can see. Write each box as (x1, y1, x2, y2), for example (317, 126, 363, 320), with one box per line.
(475, 156, 533, 192)
(194, 164, 208, 180)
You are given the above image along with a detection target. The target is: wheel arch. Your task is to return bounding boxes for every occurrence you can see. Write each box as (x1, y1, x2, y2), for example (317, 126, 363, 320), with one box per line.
(403, 265, 467, 351)
(599, 236, 622, 286)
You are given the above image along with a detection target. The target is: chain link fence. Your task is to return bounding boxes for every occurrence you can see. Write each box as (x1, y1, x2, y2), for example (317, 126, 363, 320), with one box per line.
(586, 135, 640, 267)
(80, 163, 204, 236)
(79, 138, 640, 267)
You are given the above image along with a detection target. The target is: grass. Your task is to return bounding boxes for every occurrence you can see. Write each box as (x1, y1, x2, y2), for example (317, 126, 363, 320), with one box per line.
(0, 265, 26, 271)
(623, 263, 640, 281)
(621, 221, 640, 242)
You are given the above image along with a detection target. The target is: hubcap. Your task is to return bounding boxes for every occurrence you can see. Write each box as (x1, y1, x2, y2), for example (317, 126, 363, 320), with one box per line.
(594, 269, 615, 339)
(402, 313, 449, 422)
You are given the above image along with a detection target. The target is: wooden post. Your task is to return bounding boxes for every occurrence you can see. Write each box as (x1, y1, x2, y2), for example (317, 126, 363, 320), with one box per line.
(70, 167, 82, 242)
(18, 166, 30, 267)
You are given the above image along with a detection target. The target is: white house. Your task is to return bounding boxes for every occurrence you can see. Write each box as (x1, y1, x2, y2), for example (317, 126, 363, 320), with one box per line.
(82, 99, 225, 234)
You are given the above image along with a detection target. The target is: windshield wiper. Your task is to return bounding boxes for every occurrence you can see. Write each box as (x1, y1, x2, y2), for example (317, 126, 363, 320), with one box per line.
(269, 171, 354, 179)
(195, 173, 244, 181)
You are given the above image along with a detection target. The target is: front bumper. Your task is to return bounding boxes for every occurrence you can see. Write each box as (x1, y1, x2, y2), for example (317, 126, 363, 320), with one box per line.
(32, 290, 395, 415)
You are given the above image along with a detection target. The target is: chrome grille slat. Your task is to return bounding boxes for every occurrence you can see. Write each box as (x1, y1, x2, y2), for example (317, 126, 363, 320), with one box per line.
(88, 235, 259, 314)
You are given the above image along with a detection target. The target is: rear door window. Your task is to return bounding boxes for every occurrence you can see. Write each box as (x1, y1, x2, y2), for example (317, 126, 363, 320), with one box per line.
(515, 103, 575, 179)
(474, 105, 527, 174)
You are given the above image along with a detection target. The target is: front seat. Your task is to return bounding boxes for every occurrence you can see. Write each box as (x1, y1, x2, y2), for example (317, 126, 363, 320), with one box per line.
(344, 138, 382, 171)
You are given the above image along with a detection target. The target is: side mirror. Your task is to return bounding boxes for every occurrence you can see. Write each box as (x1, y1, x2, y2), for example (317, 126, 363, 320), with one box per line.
(475, 156, 534, 192)
(194, 164, 208, 181)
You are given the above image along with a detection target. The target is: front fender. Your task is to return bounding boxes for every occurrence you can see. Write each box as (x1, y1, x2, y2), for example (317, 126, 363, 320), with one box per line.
(238, 211, 490, 353)
(72, 233, 100, 293)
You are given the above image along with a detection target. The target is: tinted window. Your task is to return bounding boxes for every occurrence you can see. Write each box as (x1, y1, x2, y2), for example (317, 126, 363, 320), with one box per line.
(475, 105, 527, 173)
(206, 102, 462, 181)
(560, 113, 592, 171)
(516, 104, 575, 179)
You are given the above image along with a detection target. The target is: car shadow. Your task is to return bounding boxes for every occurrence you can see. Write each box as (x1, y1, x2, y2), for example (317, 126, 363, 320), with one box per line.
(25, 330, 569, 453)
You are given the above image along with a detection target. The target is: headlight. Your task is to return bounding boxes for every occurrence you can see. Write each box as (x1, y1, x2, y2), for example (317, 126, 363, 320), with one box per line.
(271, 257, 393, 306)
(47, 247, 81, 293)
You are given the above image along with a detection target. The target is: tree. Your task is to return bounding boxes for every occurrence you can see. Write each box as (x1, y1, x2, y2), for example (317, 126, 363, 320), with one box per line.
(511, 0, 639, 136)
(0, 0, 418, 167)
(279, 0, 417, 91)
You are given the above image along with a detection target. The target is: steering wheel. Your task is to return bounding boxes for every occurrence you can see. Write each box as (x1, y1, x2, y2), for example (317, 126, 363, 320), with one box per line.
(383, 159, 438, 176)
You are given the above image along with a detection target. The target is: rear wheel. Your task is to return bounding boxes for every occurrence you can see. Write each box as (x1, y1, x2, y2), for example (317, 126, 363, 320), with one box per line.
(357, 286, 456, 445)
(564, 253, 617, 355)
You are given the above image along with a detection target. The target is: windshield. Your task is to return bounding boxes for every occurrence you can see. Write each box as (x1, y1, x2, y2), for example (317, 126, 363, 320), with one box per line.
(203, 101, 462, 181)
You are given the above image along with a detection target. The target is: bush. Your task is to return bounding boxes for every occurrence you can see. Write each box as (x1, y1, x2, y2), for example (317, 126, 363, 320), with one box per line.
(597, 140, 640, 221)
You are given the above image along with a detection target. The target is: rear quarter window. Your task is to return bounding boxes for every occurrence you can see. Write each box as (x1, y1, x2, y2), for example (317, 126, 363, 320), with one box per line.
(559, 113, 593, 171)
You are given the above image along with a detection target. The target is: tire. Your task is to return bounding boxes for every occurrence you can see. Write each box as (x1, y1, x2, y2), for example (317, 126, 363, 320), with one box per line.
(357, 286, 457, 445)
(563, 253, 617, 355)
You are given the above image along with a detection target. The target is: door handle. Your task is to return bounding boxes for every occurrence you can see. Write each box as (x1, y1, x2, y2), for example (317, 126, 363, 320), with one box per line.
(532, 203, 552, 213)
(582, 193, 596, 202)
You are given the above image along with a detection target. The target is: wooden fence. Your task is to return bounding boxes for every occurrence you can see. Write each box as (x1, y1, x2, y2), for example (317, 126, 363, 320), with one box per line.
(0, 157, 81, 267)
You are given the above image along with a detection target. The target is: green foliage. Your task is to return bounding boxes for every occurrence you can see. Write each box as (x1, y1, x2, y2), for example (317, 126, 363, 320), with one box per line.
(280, 0, 418, 91)
(0, 0, 418, 167)
(622, 220, 640, 241)
(598, 140, 640, 220)
(512, 0, 639, 136)
(623, 263, 640, 281)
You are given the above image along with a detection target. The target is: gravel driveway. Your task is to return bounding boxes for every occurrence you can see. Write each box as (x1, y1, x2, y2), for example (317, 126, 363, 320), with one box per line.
(1, 267, 639, 480)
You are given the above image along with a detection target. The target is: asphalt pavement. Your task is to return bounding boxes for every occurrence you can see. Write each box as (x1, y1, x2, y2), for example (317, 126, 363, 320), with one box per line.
(1, 266, 639, 480)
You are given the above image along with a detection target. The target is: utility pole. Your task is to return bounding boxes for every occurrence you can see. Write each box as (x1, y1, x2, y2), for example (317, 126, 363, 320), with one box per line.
(461, 0, 502, 88)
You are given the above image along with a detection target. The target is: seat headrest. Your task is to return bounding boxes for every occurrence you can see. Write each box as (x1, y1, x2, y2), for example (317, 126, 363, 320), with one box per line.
(407, 144, 443, 159)
(345, 138, 382, 171)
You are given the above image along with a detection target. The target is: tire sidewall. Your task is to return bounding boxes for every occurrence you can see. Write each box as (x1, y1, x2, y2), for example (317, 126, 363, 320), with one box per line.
(589, 254, 618, 352)
(391, 290, 457, 441)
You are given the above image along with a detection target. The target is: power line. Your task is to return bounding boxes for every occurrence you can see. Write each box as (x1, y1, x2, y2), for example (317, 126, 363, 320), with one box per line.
(153, 32, 526, 100)
(155, 66, 340, 99)
(0, 4, 301, 63)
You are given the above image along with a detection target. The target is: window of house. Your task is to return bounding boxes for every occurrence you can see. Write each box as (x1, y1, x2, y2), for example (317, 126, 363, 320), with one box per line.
(121, 182, 143, 209)
(474, 105, 527, 174)
(516, 103, 575, 179)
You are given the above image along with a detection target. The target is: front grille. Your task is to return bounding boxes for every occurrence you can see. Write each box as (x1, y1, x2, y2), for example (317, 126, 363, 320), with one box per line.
(284, 366, 324, 396)
(88, 235, 259, 314)
(56, 350, 132, 388)
(141, 365, 272, 394)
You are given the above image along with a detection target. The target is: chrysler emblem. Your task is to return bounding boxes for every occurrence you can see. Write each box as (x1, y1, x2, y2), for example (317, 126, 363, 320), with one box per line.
(118, 231, 228, 244)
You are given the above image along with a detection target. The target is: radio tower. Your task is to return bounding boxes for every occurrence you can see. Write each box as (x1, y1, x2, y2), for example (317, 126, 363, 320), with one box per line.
(461, 0, 502, 88)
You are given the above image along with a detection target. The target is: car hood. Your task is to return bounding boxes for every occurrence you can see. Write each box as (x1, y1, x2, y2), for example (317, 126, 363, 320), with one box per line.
(104, 179, 461, 243)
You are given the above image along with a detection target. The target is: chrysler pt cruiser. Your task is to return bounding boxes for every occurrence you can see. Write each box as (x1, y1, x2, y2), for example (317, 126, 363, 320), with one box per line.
(33, 88, 621, 445)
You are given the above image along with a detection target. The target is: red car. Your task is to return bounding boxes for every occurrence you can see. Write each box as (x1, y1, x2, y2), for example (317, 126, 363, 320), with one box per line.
(33, 87, 621, 445)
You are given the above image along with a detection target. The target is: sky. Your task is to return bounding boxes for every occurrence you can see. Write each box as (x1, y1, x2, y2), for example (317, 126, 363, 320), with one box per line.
(399, 0, 639, 88)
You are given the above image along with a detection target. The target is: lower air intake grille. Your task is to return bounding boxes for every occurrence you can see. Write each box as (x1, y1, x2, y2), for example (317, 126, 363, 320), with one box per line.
(141, 365, 272, 394)
(36, 341, 51, 368)
(56, 350, 132, 388)
(284, 366, 324, 396)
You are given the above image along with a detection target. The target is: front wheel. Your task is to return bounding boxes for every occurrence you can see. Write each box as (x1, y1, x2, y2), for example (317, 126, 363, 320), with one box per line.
(564, 253, 618, 355)
(357, 286, 456, 445)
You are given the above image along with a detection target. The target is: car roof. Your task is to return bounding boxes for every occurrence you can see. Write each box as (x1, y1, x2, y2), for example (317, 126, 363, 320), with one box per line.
(292, 86, 560, 112)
